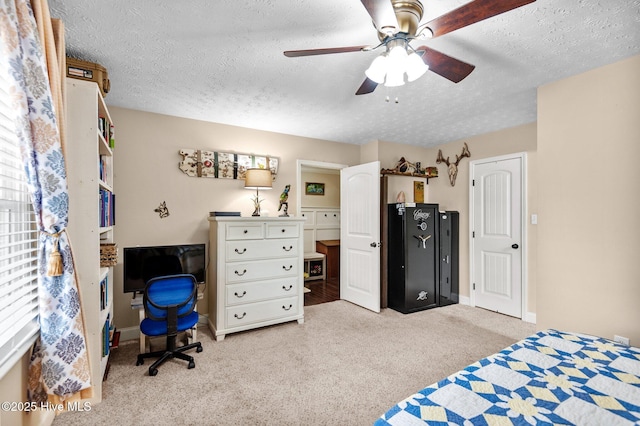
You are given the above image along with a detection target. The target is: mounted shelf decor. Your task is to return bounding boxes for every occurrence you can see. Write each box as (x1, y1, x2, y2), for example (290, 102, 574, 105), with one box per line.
(380, 156, 438, 178)
(436, 142, 470, 186)
(179, 149, 278, 180)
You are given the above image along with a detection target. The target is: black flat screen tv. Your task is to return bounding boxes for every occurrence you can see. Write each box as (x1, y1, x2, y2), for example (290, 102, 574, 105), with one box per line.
(123, 244, 206, 294)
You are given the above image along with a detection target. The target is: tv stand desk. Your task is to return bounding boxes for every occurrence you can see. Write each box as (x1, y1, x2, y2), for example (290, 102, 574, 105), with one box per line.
(131, 285, 205, 353)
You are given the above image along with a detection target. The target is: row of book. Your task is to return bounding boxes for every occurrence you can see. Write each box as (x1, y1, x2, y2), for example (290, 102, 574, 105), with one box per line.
(98, 116, 115, 148)
(102, 315, 111, 357)
(99, 189, 115, 227)
(100, 275, 109, 310)
(99, 155, 111, 184)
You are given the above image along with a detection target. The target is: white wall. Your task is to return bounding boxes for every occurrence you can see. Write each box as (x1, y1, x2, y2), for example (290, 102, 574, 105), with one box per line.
(108, 108, 361, 330)
(537, 54, 640, 344)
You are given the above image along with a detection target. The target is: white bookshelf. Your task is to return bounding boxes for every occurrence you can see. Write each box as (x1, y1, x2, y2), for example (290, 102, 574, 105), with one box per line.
(66, 78, 115, 403)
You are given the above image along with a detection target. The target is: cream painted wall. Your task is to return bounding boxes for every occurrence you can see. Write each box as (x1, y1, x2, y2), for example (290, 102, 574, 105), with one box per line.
(108, 107, 361, 330)
(0, 352, 52, 426)
(537, 55, 640, 344)
(301, 171, 340, 208)
(424, 123, 538, 317)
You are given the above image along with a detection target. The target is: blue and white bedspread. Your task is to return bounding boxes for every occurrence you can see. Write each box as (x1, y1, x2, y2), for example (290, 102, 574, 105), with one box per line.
(375, 329, 640, 425)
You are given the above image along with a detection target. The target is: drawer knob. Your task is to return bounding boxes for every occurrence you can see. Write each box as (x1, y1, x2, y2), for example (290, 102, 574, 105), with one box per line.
(235, 248, 247, 254)
(282, 245, 293, 252)
(282, 304, 293, 311)
(234, 312, 247, 319)
(281, 228, 286, 233)
(234, 291, 247, 298)
(282, 284, 293, 291)
(282, 265, 293, 271)
(243, 229, 248, 234)
(235, 269, 247, 276)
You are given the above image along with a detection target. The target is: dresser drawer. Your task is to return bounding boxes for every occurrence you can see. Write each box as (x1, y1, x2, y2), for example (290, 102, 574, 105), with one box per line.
(226, 223, 264, 240)
(226, 239, 299, 262)
(226, 296, 299, 328)
(226, 258, 298, 283)
(226, 278, 298, 306)
(266, 222, 299, 239)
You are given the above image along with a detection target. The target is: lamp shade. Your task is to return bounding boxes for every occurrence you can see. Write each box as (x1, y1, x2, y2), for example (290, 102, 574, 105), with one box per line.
(406, 52, 428, 82)
(244, 168, 273, 189)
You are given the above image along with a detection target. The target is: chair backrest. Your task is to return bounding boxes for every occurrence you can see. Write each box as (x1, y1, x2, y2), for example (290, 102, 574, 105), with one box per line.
(143, 274, 197, 326)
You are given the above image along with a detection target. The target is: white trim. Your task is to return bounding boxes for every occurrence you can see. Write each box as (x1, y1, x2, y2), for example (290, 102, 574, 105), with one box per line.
(295, 160, 347, 218)
(469, 152, 528, 320)
(0, 331, 38, 381)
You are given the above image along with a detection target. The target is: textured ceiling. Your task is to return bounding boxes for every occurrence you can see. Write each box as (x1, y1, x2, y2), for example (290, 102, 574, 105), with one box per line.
(48, 0, 640, 148)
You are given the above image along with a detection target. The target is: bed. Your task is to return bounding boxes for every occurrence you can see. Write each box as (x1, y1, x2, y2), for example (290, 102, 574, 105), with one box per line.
(375, 329, 640, 425)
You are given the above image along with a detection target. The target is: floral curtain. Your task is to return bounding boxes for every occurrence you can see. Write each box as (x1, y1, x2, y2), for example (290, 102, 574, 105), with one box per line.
(0, 0, 92, 400)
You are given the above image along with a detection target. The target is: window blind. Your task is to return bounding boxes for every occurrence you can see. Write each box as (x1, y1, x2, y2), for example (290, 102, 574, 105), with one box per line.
(0, 57, 40, 379)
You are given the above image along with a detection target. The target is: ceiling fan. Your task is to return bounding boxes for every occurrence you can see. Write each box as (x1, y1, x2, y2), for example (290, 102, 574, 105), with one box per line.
(284, 0, 536, 95)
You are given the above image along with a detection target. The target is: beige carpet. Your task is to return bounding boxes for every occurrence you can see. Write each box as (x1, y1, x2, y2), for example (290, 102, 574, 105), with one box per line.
(53, 301, 535, 426)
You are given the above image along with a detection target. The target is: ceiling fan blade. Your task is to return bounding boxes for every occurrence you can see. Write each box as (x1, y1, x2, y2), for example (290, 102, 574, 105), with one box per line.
(355, 77, 378, 95)
(360, 0, 399, 33)
(284, 45, 370, 57)
(423, 0, 536, 38)
(416, 46, 475, 83)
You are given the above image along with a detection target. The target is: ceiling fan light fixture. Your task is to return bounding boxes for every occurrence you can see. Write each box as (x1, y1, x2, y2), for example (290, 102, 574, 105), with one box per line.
(384, 67, 405, 87)
(365, 54, 388, 84)
(405, 51, 428, 82)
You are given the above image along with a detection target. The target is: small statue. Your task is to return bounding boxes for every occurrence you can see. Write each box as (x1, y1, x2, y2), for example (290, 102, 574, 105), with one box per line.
(278, 184, 290, 217)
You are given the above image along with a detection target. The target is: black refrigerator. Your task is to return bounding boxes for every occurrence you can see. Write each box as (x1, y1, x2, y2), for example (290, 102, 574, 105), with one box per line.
(387, 204, 459, 314)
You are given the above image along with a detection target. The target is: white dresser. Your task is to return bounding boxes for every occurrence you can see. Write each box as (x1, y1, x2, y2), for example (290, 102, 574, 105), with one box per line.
(208, 216, 305, 340)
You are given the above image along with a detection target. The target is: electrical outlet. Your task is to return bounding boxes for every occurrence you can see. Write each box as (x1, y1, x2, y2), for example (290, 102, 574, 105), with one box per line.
(614, 335, 630, 346)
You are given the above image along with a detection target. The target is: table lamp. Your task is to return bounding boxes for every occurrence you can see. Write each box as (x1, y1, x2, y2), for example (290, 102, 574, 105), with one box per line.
(244, 168, 272, 216)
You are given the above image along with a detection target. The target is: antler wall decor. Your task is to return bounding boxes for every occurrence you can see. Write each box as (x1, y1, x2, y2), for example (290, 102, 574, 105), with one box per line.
(436, 142, 471, 186)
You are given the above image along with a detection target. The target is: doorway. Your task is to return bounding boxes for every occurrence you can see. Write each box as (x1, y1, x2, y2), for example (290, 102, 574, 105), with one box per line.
(296, 160, 346, 306)
(469, 153, 527, 319)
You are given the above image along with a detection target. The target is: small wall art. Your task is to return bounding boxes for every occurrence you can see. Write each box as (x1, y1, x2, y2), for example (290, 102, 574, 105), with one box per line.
(305, 182, 325, 196)
(154, 201, 169, 218)
(414, 181, 425, 203)
(178, 149, 278, 180)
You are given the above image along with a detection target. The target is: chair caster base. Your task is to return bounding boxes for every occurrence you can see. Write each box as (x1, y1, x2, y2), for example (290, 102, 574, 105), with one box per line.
(149, 368, 158, 376)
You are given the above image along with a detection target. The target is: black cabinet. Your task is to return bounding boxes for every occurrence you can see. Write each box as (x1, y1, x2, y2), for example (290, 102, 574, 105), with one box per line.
(439, 211, 459, 306)
(387, 204, 459, 314)
(387, 203, 440, 313)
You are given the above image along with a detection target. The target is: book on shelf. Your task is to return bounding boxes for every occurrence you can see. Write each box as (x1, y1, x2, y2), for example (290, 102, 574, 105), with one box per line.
(99, 155, 111, 183)
(99, 189, 115, 227)
(99, 275, 108, 310)
(101, 317, 110, 357)
(110, 329, 120, 350)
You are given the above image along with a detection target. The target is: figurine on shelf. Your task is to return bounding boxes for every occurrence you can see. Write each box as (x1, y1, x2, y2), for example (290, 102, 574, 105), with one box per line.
(278, 184, 290, 217)
(381, 157, 423, 175)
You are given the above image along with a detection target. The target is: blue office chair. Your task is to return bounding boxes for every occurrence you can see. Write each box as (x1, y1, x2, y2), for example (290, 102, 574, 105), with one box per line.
(135, 274, 203, 376)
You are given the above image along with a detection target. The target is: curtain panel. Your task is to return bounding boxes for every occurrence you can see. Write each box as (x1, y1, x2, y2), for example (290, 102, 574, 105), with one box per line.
(0, 0, 91, 400)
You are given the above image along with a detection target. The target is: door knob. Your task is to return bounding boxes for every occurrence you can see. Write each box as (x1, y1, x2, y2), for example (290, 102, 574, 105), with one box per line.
(512, 243, 519, 249)
(370, 242, 378, 248)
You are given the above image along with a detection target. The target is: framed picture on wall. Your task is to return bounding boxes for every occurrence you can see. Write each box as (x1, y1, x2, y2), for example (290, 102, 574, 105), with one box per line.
(305, 182, 325, 196)
(414, 181, 425, 203)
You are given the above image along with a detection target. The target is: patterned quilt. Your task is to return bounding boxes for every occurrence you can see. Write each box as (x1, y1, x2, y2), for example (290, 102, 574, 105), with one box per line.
(375, 329, 640, 425)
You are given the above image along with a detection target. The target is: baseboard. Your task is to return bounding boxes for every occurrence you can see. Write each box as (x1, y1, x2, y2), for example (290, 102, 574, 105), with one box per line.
(524, 312, 537, 324)
(119, 326, 140, 342)
(456, 296, 536, 324)
(120, 314, 210, 343)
